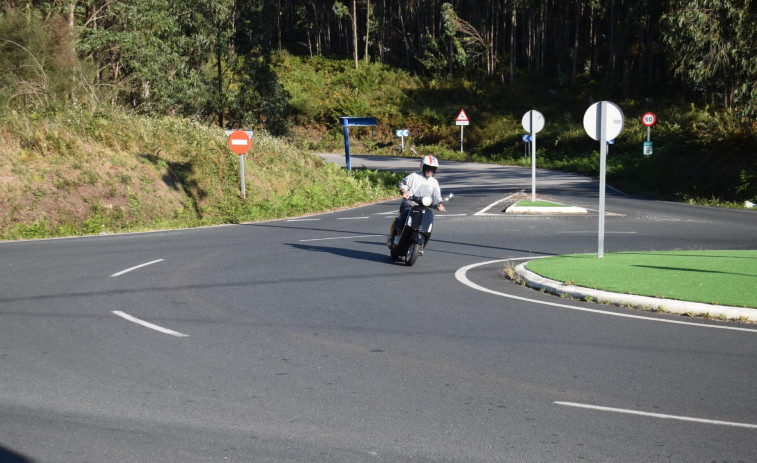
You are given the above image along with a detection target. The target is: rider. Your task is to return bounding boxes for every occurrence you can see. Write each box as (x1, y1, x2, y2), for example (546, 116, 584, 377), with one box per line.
(389, 155, 446, 244)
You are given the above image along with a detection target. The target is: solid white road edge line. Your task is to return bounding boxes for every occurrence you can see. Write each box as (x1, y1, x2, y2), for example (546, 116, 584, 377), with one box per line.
(454, 259, 757, 333)
(112, 311, 188, 338)
(300, 234, 383, 242)
(110, 259, 164, 277)
(554, 401, 757, 429)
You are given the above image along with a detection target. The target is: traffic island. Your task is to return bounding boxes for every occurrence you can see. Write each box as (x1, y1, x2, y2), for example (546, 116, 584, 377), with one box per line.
(504, 197, 587, 214)
(511, 251, 757, 323)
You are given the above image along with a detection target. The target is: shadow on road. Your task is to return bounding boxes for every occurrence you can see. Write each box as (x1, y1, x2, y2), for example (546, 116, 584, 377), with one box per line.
(289, 243, 393, 264)
(0, 444, 35, 463)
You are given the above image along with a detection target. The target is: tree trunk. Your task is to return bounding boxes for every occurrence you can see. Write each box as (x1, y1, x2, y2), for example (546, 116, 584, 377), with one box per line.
(571, 1, 583, 85)
(364, 0, 370, 63)
(277, 0, 282, 51)
(217, 47, 224, 128)
(509, 6, 515, 84)
(608, 0, 615, 75)
(310, 0, 321, 55)
(68, 2, 76, 30)
(352, 0, 359, 68)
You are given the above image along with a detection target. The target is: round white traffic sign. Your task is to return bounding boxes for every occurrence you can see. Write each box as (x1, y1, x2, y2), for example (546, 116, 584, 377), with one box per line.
(642, 112, 656, 127)
(522, 110, 545, 134)
(583, 101, 624, 141)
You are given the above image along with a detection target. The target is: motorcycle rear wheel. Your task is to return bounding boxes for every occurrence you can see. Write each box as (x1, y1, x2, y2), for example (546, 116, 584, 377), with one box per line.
(404, 243, 421, 266)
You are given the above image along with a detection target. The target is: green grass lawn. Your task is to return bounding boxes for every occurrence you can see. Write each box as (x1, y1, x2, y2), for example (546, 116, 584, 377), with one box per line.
(515, 200, 569, 207)
(525, 250, 757, 308)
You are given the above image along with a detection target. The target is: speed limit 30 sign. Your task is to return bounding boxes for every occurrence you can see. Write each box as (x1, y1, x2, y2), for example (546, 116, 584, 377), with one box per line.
(642, 112, 656, 127)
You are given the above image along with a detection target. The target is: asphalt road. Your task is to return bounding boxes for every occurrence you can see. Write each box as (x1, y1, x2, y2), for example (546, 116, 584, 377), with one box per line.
(1, 155, 755, 462)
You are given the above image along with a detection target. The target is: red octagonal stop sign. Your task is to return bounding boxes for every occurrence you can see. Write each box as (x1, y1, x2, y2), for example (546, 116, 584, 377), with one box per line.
(228, 130, 251, 155)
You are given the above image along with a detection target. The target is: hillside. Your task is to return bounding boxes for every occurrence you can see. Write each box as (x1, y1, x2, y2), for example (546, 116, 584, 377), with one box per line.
(274, 53, 756, 205)
(0, 107, 400, 240)
(2, 53, 755, 241)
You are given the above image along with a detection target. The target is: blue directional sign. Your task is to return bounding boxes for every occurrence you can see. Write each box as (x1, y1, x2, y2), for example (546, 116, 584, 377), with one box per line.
(522, 134, 532, 143)
(395, 129, 409, 137)
(339, 117, 377, 127)
(607, 139, 615, 145)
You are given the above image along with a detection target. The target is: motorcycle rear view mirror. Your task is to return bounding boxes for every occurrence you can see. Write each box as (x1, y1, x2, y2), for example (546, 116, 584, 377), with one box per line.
(443, 193, 454, 201)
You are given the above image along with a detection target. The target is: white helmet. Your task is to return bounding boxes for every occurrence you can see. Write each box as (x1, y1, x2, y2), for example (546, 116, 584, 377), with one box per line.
(421, 155, 439, 174)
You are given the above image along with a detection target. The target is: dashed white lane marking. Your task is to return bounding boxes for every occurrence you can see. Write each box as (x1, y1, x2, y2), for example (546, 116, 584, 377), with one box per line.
(338, 217, 370, 220)
(299, 234, 383, 242)
(555, 402, 757, 429)
(557, 231, 637, 234)
(287, 218, 321, 222)
(112, 311, 188, 337)
(110, 259, 164, 277)
(454, 259, 757, 333)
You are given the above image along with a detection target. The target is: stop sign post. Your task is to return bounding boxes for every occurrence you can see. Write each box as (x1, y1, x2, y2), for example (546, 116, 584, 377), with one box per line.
(226, 130, 254, 199)
(583, 101, 624, 258)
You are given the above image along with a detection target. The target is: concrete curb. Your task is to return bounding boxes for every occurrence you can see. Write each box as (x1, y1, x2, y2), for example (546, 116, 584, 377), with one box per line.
(514, 263, 756, 322)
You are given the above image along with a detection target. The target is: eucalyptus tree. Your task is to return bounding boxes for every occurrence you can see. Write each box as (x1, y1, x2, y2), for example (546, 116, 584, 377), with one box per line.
(661, 0, 757, 116)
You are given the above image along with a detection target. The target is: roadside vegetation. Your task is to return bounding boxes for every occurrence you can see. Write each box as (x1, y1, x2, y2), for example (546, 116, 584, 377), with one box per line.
(274, 52, 756, 206)
(0, 107, 402, 239)
(1, 2, 755, 240)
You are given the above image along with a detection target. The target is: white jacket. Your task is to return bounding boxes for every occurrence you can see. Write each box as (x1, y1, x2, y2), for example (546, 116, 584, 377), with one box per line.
(400, 172, 442, 205)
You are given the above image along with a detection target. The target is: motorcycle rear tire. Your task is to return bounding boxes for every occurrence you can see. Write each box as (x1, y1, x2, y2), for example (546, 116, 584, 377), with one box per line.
(404, 243, 421, 266)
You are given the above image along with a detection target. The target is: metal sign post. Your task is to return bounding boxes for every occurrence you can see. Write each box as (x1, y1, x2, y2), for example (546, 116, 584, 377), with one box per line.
(583, 102, 624, 258)
(642, 112, 656, 156)
(521, 110, 545, 202)
(455, 109, 469, 153)
(395, 129, 409, 151)
(226, 130, 254, 199)
(240, 155, 245, 199)
(339, 117, 377, 171)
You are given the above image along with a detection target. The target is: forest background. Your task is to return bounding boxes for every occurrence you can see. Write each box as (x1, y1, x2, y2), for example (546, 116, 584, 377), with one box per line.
(0, 0, 755, 239)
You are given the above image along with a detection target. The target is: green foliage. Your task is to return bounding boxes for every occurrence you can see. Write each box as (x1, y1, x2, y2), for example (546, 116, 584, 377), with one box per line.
(272, 54, 755, 204)
(602, 105, 757, 202)
(2, 5, 755, 244)
(278, 53, 411, 127)
(661, 0, 757, 118)
(0, 6, 95, 109)
(228, 57, 292, 136)
(76, 0, 218, 117)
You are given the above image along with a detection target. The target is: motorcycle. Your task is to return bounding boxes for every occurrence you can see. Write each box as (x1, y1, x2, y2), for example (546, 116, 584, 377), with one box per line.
(387, 193, 453, 266)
